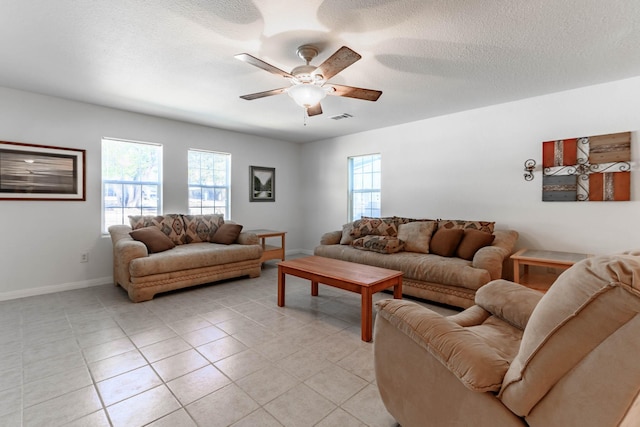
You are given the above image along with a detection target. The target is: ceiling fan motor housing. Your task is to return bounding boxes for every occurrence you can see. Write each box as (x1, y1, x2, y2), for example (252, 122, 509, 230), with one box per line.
(292, 45, 324, 83)
(291, 65, 322, 84)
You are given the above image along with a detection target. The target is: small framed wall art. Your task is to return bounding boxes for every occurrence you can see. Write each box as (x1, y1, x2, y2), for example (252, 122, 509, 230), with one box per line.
(250, 165, 275, 202)
(0, 140, 86, 201)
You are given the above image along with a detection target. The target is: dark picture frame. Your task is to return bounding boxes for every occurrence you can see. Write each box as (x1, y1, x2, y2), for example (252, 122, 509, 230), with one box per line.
(250, 165, 275, 202)
(0, 140, 86, 201)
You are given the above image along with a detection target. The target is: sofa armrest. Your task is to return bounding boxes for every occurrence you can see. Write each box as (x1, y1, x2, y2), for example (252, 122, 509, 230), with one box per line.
(473, 230, 519, 280)
(111, 237, 148, 288)
(109, 225, 148, 260)
(376, 299, 512, 392)
(448, 305, 491, 327)
(109, 225, 148, 287)
(475, 279, 543, 330)
(237, 232, 259, 245)
(114, 238, 148, 260)
(320, 230, 342, 245)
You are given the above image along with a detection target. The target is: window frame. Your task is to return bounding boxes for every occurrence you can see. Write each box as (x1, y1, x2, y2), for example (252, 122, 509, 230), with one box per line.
(101, 137, 163, 233)
(187, 149, 231, 218)
(348, 153, 381, 222)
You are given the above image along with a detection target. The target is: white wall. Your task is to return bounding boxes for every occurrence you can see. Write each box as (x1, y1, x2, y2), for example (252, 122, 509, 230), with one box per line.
(300, 76, 640, 255)
(0, 87, 302, 300)
(4, 76, 639, 300)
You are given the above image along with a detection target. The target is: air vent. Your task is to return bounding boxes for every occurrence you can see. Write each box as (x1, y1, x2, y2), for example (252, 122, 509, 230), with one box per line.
(329, 113, 353, 120)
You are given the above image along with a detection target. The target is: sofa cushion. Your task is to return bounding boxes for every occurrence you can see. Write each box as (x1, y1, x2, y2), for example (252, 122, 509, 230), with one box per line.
(456, 229, 495, 260)
(430, 228, 464, 257)
(129, 242, 262, 277)
(438, 219, 495, 234)
(314, 245, 490, 290)
(211, 223, 243, 244)
(397, 221, 436, 254)
(350, 217, 399, 238)
(129, 227, 176, 253)
(353, 235, 404, 254)
(129, 214, 187, 245)
(340, 221, 357, 245)
(182, 214, 224, 243)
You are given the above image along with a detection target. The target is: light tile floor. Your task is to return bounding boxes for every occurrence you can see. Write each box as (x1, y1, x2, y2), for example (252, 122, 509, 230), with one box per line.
(0, 258, 458, 427)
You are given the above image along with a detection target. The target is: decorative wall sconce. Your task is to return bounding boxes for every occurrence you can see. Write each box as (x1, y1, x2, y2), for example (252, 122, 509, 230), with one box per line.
(523, 159, 536, 181)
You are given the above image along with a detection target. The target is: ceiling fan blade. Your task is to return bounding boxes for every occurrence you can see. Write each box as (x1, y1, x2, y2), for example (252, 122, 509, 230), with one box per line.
(314, 46, 361, 80)
(235, 53, 293, 79)
(307, 103, 323, 116)
(329, 84, 382, 101)
(239, 88, 287, 100)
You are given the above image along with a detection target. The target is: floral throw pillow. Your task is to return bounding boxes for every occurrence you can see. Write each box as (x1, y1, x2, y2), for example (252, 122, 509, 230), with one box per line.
(182, 214, 225, 243)
(437, 219, 495, 234)
(128, 214, 187, 245)
(350, 217, 399, 238)
(352, 235, 404, 254)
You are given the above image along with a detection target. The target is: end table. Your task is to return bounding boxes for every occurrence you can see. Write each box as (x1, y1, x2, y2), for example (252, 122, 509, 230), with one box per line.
(245, 229, 286, 263)
(511, 248, 590, 290)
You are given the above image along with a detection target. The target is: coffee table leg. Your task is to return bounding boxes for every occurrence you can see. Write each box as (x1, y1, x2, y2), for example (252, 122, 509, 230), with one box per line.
(311, 281, 319, 296)
(393, 278, 402, 299)
(278, 267, 285, 307)
(361, 288, 373, 342)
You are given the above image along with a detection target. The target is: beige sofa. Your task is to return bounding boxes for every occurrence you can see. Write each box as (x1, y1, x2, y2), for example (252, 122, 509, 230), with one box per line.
(109, 214, 262, 302)
(374, 252, 640, 426)
(314, 217, 518, 308)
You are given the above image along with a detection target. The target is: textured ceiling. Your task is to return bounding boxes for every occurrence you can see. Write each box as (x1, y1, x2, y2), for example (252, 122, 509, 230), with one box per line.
(1, 1, 640, 143)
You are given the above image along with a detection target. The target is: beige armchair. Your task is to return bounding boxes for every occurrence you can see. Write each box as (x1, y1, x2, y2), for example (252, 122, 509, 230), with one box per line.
(374, 253, 640, 427)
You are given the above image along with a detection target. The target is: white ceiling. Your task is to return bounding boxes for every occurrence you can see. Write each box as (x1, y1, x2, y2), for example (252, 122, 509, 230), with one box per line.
(2, 1, 640, 143)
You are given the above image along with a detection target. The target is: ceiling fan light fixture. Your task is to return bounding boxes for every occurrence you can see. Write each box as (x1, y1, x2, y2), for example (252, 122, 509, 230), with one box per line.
(236, 45, 381, 116)
(287, 84, 327, 108)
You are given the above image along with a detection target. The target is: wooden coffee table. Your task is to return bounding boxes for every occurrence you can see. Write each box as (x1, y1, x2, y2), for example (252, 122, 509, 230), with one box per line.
(277, 256, 403, 342)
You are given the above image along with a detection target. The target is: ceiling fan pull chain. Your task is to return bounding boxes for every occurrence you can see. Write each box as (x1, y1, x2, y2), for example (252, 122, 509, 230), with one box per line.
(303, 108, 308, 126)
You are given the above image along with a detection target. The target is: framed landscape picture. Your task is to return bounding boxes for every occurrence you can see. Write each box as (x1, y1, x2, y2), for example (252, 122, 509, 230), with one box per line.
(0, 141, 86, 201)
(250, 165, 275, 202)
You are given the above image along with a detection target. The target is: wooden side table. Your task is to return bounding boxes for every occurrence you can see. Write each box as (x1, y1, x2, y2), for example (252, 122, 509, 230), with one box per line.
(245, 229, 286, 263)
(511, 248, 590, 289)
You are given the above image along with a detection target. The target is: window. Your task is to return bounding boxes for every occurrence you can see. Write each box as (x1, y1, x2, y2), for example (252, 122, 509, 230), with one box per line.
(102, 138, 162, 233)
(348, 154, 381, 221)
(188, 149, 230, 217)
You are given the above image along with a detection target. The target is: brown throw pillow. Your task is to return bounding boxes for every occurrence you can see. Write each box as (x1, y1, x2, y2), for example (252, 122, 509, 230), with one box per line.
(210, 223, 243, 244)
(430, 228, 464, 257)
(129, 226, 176, 253)
(456, 229, 496, 260)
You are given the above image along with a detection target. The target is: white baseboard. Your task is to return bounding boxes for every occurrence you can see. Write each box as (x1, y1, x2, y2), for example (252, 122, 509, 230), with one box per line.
(292, 249, 314, 256)
(0, 277, 113, 302)
(285, 249, 313, 256)
(1, 250, 314, 302)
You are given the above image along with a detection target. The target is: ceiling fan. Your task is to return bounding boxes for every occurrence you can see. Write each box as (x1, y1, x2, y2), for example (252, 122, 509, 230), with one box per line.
(235, 45, 382, 116)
